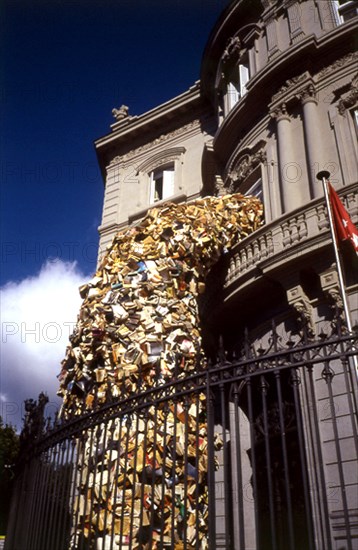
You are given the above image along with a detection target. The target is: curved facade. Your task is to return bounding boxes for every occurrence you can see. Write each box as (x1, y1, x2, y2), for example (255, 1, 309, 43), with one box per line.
(197, 0, 358, 348)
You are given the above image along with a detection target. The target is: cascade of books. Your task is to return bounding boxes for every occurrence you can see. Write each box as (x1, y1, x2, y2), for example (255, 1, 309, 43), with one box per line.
(58, 193, 263, 549)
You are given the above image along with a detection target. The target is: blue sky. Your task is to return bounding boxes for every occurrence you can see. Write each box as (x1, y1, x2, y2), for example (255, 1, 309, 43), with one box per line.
(1, 0, 230, 284)
(0, 0, 230, 429)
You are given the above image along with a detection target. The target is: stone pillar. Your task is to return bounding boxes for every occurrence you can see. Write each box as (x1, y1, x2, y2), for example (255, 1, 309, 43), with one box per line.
(299, 85, 323, 199)
(271, 103, 302, 213)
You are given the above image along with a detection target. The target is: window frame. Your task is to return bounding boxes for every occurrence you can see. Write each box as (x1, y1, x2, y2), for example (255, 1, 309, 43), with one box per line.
(333, 0, 358, 24)
(224, 58, 250, 115)
(149, 164, 175, 204)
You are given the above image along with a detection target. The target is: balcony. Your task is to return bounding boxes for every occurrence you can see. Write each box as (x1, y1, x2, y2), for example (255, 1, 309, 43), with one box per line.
(225, 182, 358, 294)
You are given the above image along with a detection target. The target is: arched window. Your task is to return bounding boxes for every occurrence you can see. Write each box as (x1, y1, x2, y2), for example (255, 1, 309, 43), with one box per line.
(136, 147, 185, 207)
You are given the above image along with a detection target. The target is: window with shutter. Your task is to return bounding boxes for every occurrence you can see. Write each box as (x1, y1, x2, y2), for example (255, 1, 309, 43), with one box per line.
(239, 64, 249, 98)
(225, 60, 249, 114)
(149, 164, 175, 204)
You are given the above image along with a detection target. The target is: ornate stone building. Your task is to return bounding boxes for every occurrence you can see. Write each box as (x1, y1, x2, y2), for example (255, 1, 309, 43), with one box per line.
(6, 2, 357, 550)
(94, 1, 358, 548)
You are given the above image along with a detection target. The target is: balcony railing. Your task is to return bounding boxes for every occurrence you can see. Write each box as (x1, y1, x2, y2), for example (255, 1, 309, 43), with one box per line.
(225, 182, 358, 289)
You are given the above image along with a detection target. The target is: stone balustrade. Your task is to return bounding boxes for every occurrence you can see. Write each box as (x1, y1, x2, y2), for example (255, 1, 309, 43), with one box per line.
(225, 182, 357, 289)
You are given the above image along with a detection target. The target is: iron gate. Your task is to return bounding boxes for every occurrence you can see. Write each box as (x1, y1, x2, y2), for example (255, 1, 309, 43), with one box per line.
(5, 319, 358, 550)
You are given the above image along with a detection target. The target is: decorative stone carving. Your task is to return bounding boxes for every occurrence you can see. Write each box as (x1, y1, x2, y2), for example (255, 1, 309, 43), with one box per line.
(338, 73, 358, 115)
(297, 84, 318, 105)
(319, 268, 345, 328)
(228, 150, 267, 188)
(136, 146, 186, 175)
(112, 104, 129, 120)
(287, 285, 315, 338)
(120, 120, 200, 163)
(270, 102, 291, 121)
(317, 52, 358, 79)
(222, 36, 242, 66)
(214, 176, 226, 197)
(271, 73, 307, 102)
(282, 215, 308, 247)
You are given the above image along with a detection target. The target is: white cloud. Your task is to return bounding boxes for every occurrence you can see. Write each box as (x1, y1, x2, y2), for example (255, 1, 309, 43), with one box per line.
(0, 260, 89, 431)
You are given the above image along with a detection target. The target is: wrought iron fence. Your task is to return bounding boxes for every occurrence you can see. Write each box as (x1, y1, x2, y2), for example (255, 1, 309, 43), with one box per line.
(5, 319, 358, 550)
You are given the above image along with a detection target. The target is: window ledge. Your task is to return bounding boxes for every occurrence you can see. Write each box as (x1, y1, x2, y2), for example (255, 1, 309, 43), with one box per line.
(128, 193, 188, 224)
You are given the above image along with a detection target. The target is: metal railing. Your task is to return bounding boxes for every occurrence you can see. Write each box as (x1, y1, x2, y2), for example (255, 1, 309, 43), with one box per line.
(5, 318, 358, 550)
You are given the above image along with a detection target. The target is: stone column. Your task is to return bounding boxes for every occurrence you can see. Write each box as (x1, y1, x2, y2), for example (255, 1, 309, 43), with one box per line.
(271, 103, 302, 213)
(299, 85, 323, 199)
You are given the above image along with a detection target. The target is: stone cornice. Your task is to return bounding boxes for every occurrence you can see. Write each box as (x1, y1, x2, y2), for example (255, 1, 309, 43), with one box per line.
(95, 82, 203, 161)
(107, 121, 199, 167)
(110, 82, 201, 134)
(317, 51, 358, 80)
(270, 72, 309, 103)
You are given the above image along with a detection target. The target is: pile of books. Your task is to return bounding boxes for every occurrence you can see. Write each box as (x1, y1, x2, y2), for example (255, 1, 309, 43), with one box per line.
(58, 193, 263, 548)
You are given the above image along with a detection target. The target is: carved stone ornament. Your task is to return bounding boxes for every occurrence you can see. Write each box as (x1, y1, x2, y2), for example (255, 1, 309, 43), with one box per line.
(108, 120, 200, 167)
(112, 104, 129, 121)
(287, 285, 315, 338)
(338, 73, 358, 115)
(136, 146, 186, 175)
(318, 52, 358, 79)
(214, 176, 226, 197)
(271, 73, 307, 102)
(222, 36, 242, 66)
(270, 102, 290, 121)
(319, 268, 345, 328)
(297, 83, 317, 105)
(229, 150, 267, 189)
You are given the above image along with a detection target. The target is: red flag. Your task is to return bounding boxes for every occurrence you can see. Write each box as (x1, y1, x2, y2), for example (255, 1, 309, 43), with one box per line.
(329, 183, 358, 254)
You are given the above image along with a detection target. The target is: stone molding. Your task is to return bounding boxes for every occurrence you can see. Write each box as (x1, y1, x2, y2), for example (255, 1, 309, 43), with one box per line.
(221, 36, 242, 67)
(135, 147, 186, 175)
(108, 120, 200, 167)
(271, 72, 310, 104)
(286, 284, 315, 338)
(317, 52, 358, 79)
(338, 73, 358, 115)
(226, 140, 266, 187)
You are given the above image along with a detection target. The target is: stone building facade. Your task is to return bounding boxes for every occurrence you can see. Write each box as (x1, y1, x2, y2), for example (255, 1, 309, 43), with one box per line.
(94, 1, 358, 548)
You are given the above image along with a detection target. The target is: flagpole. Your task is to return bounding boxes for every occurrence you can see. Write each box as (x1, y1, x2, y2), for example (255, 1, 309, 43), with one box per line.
(317, 171, 358, 378)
